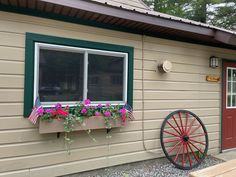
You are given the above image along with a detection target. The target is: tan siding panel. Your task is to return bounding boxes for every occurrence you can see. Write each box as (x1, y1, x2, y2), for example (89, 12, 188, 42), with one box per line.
(0, 170, 29, 177)
(0, 146, 108, 173)
(133, 101, 142, 110)
(0, 75, 24, 88)
(144, 70, 211, 82)
(144, 91, 220, 100)
(0, 103, 23, 116)
(133, 90, 142, 100)
(136, 108, 220, 120)
(29, 157, 108, 177)
(0, 116, 33, 130)
(0, 46, 24, 61)
(108, 150, 161, 168)
(144, 100, 220, 110)
(134, 80, 142, 90)
(0, 61, 24, 75)
(144, 81, 220, 91)
(144, 42, 212, 57)
(0, 129, 51, 144)
(0, 89, 23, 102)
(0, 32, 24, 48)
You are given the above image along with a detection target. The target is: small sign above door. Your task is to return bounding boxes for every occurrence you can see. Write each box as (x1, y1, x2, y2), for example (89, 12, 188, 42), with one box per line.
(206, 75, 220, 82)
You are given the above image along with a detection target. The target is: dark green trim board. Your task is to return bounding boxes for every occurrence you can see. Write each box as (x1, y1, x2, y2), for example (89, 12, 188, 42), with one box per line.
(1, 5, 236, 51)
(221, 59, 224, 153)
(24, 33, 134, 117)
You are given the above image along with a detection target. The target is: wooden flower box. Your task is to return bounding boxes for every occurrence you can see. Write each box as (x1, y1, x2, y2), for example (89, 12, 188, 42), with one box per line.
(39, 116, 123, 134)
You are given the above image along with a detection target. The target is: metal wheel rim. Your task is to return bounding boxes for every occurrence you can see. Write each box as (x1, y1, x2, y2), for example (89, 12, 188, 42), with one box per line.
(160, 110, 209, 170)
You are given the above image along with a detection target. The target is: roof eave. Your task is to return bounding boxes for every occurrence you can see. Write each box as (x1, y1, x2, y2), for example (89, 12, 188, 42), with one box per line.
(40, 0, 236, 47)
(40, 0, 214, 36)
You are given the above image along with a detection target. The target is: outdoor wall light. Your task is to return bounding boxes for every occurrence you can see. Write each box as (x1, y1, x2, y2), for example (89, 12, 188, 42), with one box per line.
(209, 56, 219, 68)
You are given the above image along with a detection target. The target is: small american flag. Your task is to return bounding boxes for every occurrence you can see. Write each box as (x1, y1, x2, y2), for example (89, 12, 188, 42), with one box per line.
(124, 104, 135, 120)
(28, 97, 42, 124)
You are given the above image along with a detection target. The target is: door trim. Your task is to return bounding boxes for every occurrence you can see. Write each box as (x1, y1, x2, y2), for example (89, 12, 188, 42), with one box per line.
(221, 59, 236, 151)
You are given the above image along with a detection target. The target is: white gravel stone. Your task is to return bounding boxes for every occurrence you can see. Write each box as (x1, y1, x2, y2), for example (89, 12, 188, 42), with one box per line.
(62, 156, 223, 177)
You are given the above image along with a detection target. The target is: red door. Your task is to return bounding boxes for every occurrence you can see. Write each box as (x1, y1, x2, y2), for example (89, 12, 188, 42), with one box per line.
(223, 62, 236, 150)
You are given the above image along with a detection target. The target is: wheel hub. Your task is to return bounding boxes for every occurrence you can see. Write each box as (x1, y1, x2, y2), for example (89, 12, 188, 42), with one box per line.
(182, 135, 189, 142)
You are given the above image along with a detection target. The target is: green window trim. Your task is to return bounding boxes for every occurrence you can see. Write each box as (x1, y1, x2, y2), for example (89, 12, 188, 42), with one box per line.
(24, 32, 134, 117)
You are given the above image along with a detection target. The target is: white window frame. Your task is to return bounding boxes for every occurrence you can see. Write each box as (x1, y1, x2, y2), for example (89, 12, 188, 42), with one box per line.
(226, 67, 236, 109)
(34, 43, 128, 107)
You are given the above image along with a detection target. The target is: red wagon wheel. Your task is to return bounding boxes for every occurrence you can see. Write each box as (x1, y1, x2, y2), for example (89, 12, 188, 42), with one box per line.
(160, 110, 208, 170)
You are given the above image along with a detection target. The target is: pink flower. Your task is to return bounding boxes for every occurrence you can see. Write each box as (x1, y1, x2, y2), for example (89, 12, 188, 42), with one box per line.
(104, 111, 111, 117)
(95, 112, 100, 117)
(85, 105, 90, 109)
(98, 104, 102, 108)
(84, 99, 91, 105)
(65, 105, 69, 110)
(37, 107, 44, 116)
(106, 104, 111, 107)
(55, 103, 62, 109)
(45, 108, 53, 113)
(81, 108, 87, 114)
(119, 108, 127, 115)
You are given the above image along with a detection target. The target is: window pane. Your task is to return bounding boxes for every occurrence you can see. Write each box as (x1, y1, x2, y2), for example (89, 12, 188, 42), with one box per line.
(39, 49, 84, 102)
(233, 95, 236, 107)
(228, 82, 231, 93)
(88, 54, 124, 101)
(227, 95, 231, 107)
(233, 69, 236, 81)
(233, 82, 236, 94)
(228, 69, 232, 81)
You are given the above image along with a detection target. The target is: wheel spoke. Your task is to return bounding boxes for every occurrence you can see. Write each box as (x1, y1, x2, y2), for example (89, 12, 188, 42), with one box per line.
(185, 143, 192, 168)
(172, 115, 183, 134)
(187, 118, 196, 135)
(174, 143, 183, 162)
(164, 138, 181, 143)
(182, 142, 185, 168)
(167, 121, 181, 135)
(185, 112, 188, 132)
(189, 132, 206, 139)
(178, 112, 184, 133)
(188, 141, 204, 155)
(189, 139, 206, 145)
(187, 142, 199, 162)
(163, 130, 180, 137)
(161, 110, 208, 170)
(168, 141, 182, 154)
(189, 124, 201, 135)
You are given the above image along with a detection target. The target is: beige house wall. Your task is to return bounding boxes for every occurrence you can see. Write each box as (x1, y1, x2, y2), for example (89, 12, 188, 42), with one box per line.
(0, 11, 236, 177)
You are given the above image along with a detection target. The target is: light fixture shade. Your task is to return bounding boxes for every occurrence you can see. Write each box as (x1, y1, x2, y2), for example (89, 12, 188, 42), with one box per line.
(209, 56, 219, 68)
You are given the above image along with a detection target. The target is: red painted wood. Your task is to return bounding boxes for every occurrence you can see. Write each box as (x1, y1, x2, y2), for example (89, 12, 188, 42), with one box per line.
(223, 62, 236, 150)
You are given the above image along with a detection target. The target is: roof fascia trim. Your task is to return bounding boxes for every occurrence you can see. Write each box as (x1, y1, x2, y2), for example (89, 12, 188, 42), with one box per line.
(40, 0, 214, 36)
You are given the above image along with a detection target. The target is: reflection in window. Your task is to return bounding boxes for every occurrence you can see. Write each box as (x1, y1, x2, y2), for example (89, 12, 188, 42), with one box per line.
(35, 43, 128, 105)
(227, 68, 236, 108)
(88, 54, 124, 101)
(39, 49, 84, 102)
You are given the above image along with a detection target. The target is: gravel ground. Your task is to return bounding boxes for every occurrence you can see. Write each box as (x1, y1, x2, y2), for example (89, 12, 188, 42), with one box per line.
(61, 156, 224, 177)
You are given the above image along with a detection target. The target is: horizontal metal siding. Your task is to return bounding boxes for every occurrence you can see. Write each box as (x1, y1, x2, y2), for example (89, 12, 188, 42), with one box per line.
(0, 11, 235, 176)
